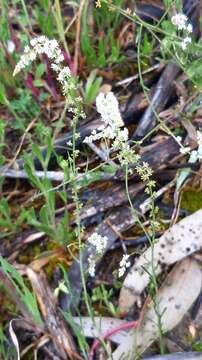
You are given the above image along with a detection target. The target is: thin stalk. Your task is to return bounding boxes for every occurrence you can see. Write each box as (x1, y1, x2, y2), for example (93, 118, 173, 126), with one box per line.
(71, 117, 93, 319)
(137, 24, 165, 354)
(53, 0, 70, 57)
(125, 165, 150, 241)
(20, 0, 32, 31)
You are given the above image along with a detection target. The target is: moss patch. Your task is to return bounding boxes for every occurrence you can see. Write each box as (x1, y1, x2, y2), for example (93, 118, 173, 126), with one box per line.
(181, 190, 202, 212)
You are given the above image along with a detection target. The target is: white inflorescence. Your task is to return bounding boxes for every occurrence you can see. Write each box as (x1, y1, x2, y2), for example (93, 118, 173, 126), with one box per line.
(112, 128, 129, 149)
(181, 36, 192, 51)
(118, 254, 130, 277)
(96, 92, 124, 129)
(197, 130, 202, 145)
(87, 232, 108, 277)
(88, 254, 96, 277)
(88, 232, 107, 254)
(13, 36, 77, 100)
(7, 40, 15, 54)
(13, 36, 65, 76)
(171, 13, 193, 51)
(84, 91, 140, 166)
(171, 14, 188, 30)
(180, 146, 191, 154)
(84, 92, 125, 144)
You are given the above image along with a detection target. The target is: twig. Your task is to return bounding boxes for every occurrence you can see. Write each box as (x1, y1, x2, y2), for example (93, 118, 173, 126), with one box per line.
(7, 117, 37, 170)
(87, 142, 116, 165)
(0, 169, 64, 182)
(144, 352, 202, 360)
(132, 63, 180, 139)
(115, 64, 162, 87)
(74, 0, 86, 75)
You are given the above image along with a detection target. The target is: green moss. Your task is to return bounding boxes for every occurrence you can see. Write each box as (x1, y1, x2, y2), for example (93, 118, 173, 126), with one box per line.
(181, 190, 202, 212)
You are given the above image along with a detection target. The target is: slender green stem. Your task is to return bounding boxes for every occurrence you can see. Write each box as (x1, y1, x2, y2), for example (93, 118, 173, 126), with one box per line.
(125, 165, 150, 241)
(71, 117, 93, 319)
(54, 0, 70, 56)
(20, 0, 32, 31)
(136, 24, 165, 355)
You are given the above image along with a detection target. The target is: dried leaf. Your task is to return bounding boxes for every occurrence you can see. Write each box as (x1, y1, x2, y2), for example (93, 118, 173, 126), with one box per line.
(119, 210, 202, 313)
(9, 320, 20, 360)
(72, 317, 130, 344)
(113, 258, 202, 360)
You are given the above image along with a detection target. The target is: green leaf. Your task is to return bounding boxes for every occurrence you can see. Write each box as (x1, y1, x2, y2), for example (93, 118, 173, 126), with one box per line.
(35, 63, 46, 78)
(186, 59, 202, 86)
(0, 83, 8, 105)
(84, 70, 102, 104)
(0, 256, 43, 325)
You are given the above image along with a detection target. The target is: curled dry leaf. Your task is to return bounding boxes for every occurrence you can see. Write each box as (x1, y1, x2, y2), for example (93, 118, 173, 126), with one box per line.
(119, 210, 202, 314)
(112, 258, 202, 360)
(9, 320, 20, 360)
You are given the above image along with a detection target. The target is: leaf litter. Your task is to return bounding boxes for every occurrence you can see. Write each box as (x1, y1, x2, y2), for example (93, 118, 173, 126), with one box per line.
(0, 0, 202, 359)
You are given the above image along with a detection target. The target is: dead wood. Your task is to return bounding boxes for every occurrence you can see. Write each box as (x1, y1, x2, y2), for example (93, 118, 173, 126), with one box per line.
(132, 0, 201, 140)
(0, 138, 179, 260)
(144, 352, 202, 360)
(0, 169, 65, 181)
(132, 64, 180, 140)
(27, 268, 78, 360)
(78, 182, 145, 223)
(59, 180, 175, 312)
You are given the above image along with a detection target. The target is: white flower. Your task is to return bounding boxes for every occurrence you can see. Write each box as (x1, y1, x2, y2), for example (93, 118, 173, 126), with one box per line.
(181, 36, 191, 50)
(189, 150, 198, 163)
(88, 254, 96, 277)
(51, 63, 60, 72)
(112, 128, 129, 150)
(187, 23, 193, 33)
(118, 254, 130, 277)
(84, 92, 125, 144)
(7, 40, 15, 54)
(197, 131, 202, 145)
(57, 67, 71, 84)
(176, 136, 182, 143)
(88, 232, 107, 255)
(196, 131, 202, 160)
(13, 37, 76, 104)
(13, 36, 65, 76)
(180, 146, 191, 154)
(87, 233, 108, 277)
(171, 13, 188, 30)
(96, 92, 124, 129)
(84, 91, 137, 167)
(30, 35, 46, 47)
(83, 124, 116, 144)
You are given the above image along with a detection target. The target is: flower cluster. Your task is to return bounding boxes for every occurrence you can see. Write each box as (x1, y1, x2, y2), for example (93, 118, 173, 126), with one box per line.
(84, 92, 124, 144)
(88, 232, 107, 254)
(118, 254, 130, 277)
(171, 13, 193, 51)
(13, 36, 85, 118)
(171, 14, 192, 32)
(87, 232, 108, 277)
(136, 161, 153, 182)
(96, 92, 124, 129)
(84, 91, 138, 166)
(180, 146, 191, 154)
(13, 36, 64, 76)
